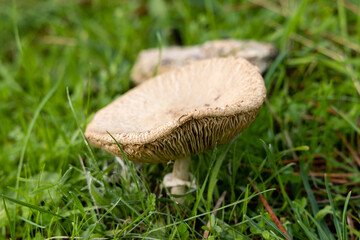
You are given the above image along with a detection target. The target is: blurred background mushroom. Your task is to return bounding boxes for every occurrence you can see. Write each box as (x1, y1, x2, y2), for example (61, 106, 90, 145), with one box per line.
(85, 57, 266, 202)
(131, 39, 277, 85)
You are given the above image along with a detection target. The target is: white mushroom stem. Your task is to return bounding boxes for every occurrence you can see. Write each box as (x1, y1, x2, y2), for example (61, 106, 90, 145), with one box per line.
(171, 156, 191, 199)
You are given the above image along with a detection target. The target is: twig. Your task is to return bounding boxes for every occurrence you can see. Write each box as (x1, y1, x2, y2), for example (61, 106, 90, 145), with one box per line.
(336, 131, 360, 167)
(248, 178, 292, 240)
(203, 191, 227, 239)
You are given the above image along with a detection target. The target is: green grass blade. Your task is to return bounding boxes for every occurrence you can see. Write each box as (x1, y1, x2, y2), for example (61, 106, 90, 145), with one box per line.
(85, 64, 92, 118)
(332, 106, 360, 134)
(2, 194, 67, 220)
(261, 140, 293, 207)
(262, 216, 292, 240)
(342, 191, 351, 240)
(11, 0, 22, 55)
(300, 159, 333, 239)
(244, 215, 265, 232)
(337, 0, 348, 42)
(107, 131, 146, 211)
(300, 160, 319, 214)
(69, 191, 86, 217)
(148, 188, 275, 234)
(325, 175, 343, 240)
(17, 216, 45, 229)
(3, 197, 15, 239)
(66, 87, 98, 170)
(297, 219, 320, 240)
(280, 0, 309, 50)
(192, 146, 218, 216)
(302, 208, 331, 240)
(16, 75, 62, 194)
(264, 51, 288, 88)
(358, 0, 360, 42)
(97, 197, 122, 223)
(207, 144, 231, 209)
(153, 32, 163, 77)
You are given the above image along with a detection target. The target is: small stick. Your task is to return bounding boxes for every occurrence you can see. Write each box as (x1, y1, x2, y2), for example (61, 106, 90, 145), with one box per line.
(248, 178, 292, 240)
(203, 191, 227, 239)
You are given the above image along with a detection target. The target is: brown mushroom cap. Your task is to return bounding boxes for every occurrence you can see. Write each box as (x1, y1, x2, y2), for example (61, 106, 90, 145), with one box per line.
(85, 57, 266, 163)
(131, 39, 277, 85)
(131, 46, 205, 84)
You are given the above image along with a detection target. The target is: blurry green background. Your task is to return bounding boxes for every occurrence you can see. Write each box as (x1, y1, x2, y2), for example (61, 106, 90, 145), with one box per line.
(0, 0, 360, 239)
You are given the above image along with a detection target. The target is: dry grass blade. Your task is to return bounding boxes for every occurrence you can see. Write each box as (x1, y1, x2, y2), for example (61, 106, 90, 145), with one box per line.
(292, 172, 357, 178)
(248, 178, 292, 240)
(46, 237, 108, 240)
(239, 163, 359, 182)
(347, 213, 355, 240)
(341, 0, 359, 14)
(357, 118, 360, 154)
(283, 154, 327, 164)
(324, 33, 360, 53)
(203, 191, 227, 239)
(249, 0, 282, 15)
(336, 131, 360, 167)
(316, 195, 360, 204)
(41, 36, 77, 46)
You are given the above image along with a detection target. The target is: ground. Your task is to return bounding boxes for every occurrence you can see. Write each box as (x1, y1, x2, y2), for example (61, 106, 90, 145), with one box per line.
(0, 0, 359, 239)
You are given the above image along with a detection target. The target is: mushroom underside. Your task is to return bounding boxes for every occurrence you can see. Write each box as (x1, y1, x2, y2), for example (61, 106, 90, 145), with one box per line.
(87, 109, 260, 163)
(85, 58, 266, 164)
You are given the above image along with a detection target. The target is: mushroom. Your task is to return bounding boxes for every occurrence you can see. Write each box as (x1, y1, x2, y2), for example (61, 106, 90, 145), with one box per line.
(85, 57, 266, 201)
(131, 45, 205, 85)
(131, 39, 277, 85)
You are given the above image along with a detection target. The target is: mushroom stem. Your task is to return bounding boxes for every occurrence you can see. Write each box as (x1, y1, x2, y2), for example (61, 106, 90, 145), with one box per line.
(171, 156, 191, 200)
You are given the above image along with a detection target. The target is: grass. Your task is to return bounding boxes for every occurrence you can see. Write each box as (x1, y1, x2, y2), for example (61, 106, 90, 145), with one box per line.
(0, 0, 360, 239)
